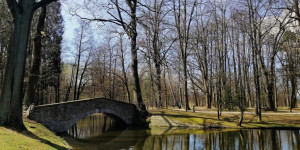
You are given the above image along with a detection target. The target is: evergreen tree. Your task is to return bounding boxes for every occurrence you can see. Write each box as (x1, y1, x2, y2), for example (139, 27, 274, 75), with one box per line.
(38, 1, 63, 104)
(0, 1, 12, 86)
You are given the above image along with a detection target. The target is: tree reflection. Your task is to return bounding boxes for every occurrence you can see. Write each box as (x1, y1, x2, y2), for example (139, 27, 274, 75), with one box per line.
(141, 129, 300, 150)
(66, 114, 300, 150)
(67, 113, 125, 139)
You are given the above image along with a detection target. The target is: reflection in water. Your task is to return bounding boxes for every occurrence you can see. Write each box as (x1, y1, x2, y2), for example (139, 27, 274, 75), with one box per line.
(149, 130, 300, 150)
(66, 115, 300, 150)
(147, 129, 300, 150)
(67, 113, 125, 139)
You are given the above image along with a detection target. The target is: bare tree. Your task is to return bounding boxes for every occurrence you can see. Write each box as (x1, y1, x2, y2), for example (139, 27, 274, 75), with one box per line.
(72, 0, 148, 116)
(279, 31, 300, 111)
(285, 0, 300, 27)
(72, 21, 93, 100)
(172, 0, 197, 111)
(192, 2, 213, 108)
(118, 33, 131, 103)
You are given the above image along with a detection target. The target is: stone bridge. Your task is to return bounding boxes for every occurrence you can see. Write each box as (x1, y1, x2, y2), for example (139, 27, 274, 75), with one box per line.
(27, 98, 141, 132)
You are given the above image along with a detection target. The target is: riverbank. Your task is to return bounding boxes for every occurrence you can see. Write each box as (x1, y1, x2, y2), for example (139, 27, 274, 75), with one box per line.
(0, 117, 70, 150)
(149, 109, 300, 129)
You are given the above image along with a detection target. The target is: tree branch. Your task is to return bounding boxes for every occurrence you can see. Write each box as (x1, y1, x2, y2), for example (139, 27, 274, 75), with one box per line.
(70, 12, 127, 27)
(113, 0, 130, 34)
(33, 0, 57, 10)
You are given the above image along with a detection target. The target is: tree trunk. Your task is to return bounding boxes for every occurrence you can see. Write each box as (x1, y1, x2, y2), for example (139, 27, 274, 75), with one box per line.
(290, 76, 297, 111)
(73, 27, 84, 100)
(119, 34, 131, 103)
(24, 6, 47, 106)
(192, 82, 198, 106)
(163, 66, 169, 109)
(76, 54, 89, 100)
(125, 0, 147, 117)
(64, 65, 75, 101)
(254, 53, 262, 122)
(259, 53, 275, 110)
(152, 20, 162, 108)
(154, 61, 162, 108)
(55, 80, 60, 103)
(130, 33, 147, 115)
(203, 72, 211, 108)
(183, 59, 190, 111)
(168, 66, 180, 108)
(267, 56, 276, 110)
(0, 1, 35, 130)
(238, 109, 244, 127)
(148, 55, 158, 108)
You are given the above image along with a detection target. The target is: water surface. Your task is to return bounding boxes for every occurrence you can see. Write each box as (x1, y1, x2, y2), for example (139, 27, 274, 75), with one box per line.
(65, 113, 300, 150)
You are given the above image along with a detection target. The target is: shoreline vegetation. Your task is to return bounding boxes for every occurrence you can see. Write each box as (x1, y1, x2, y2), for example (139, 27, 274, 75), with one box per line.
(149, 108, 300, 129)
(0, 116, 70, 150)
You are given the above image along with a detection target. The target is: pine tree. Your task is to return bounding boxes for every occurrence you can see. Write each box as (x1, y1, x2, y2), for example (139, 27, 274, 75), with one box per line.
(38, 1, 63, 104)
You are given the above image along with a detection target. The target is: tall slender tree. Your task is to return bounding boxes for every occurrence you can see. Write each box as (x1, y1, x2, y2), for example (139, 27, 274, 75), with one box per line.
(172, 0, 197, 111)
(70, 0, 148, 117)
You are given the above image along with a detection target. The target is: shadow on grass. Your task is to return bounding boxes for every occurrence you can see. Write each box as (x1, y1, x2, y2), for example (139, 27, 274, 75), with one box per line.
(160, 112, 234, 122)
(21, 129, 67, 150)
(158, 111, 232, 128)
(161, 111, 172, 126)
(152, 110, 300, 129)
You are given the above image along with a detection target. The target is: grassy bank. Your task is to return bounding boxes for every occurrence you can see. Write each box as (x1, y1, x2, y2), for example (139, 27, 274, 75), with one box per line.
(0, 117, 70, 150)
(149, 109, 300, 129)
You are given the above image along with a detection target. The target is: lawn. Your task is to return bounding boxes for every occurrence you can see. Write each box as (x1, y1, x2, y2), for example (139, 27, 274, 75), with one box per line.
(149, 108, 300, 129)
(0, 117, 70, 150)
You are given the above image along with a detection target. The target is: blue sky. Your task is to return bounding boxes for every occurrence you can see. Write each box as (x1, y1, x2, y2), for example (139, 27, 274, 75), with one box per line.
(61, 1, 77, 43)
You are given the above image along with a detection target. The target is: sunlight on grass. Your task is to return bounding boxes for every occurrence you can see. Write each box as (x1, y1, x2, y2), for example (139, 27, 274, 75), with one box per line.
(149, 109, 300, 129)
(0, 117, 69, 150)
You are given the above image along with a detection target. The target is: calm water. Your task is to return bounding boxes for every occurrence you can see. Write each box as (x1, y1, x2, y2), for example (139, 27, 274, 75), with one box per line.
(65, 113, 300, 150)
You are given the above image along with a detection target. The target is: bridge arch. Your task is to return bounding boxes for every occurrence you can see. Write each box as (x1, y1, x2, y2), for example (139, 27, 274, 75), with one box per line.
(63, 108, 127, 133)
(28, 98, 139, 132)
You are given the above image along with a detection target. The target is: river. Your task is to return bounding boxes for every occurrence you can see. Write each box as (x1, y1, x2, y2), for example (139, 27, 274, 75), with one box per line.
(65, 113, 300, 150)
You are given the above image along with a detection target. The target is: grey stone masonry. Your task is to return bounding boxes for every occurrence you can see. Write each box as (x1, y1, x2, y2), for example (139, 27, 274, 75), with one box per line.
(27, 98, 139, 132)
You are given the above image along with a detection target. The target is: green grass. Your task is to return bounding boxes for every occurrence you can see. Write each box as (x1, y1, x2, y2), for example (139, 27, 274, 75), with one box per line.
(0, 117, 70, 150)
(149, 109, 300, 129)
